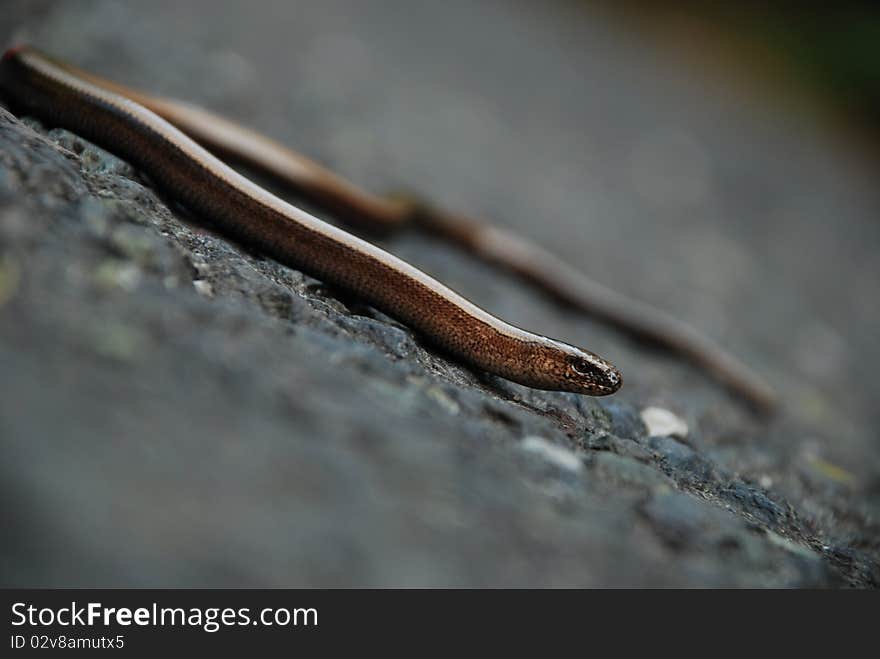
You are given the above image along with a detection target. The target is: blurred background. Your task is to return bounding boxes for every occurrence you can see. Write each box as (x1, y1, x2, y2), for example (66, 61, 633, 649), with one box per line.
(614, 2, 880, 137)
(0, 1, 878, 587)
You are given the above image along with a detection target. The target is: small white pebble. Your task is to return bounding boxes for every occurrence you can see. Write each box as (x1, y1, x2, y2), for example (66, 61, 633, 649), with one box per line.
(521, 436, 583, 473)
(759, 475, 773, 489)
(425, 386, 460, 415)
(640, 406, 689, 439)
(192, 279, 214, 297)
(114, 263, 142, 292)
(765, 531, 819, 560)
(191, 261, 212, 277)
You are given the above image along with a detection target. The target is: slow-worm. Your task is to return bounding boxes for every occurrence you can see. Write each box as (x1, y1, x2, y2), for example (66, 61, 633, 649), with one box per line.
(16, 49, 774, 413)
(0, 45, 624, 396)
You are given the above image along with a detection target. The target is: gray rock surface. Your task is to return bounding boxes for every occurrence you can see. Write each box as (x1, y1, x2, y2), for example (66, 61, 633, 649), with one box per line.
(1, 0, 878, 587)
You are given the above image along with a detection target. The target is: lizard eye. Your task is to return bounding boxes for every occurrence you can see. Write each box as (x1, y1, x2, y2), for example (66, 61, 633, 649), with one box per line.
(569, 358, 594, 378)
